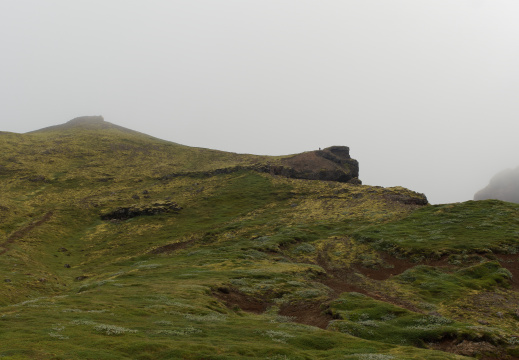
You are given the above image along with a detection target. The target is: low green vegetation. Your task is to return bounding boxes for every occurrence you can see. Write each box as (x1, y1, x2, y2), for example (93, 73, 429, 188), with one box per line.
(394, 261, 512, 303)
(328, 292, 496, 348)
(1, 120, 518, 359)
(353, 200, 519, 256)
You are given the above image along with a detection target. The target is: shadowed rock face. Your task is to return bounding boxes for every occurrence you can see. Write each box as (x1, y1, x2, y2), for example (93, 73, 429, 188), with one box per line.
(280, 146, 361, 184)
(160, 146, 362, 184)
(474, 167, 519, 203)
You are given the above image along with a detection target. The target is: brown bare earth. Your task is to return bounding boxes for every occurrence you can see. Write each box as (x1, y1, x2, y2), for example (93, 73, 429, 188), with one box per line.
(278, 301, 334, 329)
(213, 252, 434, 329)
(430, 339, 519, 360)
(355, 252, 452, 281)
(212, 287, 271, 314)
(212, 252, 519, 358)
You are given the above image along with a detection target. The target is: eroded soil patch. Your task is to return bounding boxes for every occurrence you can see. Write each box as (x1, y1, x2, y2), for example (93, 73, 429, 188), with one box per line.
(429, 339, 515, 360)
(212, 287, 271, 314)
(279, 301, 334, 329)
(354, 252, 452, 281)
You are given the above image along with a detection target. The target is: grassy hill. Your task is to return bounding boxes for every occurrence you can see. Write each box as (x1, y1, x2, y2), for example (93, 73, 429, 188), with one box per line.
(1, 117, 518, 359)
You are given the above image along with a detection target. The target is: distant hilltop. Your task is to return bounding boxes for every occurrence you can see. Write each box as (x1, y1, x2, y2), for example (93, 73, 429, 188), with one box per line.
(28, 115, 145, 135)
(67, 115, 105, 124)
(474, 166, 519, 204)
(23, 116, 361, 184)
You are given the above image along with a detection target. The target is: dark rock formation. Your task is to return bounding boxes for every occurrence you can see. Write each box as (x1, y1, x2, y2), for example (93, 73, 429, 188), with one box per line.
(280, 146, 360, 183)
(160, 146, 361, 184)
(385, 192, 428, 206)
(101, 201, 182, 221)
(474, 167, 519, 203)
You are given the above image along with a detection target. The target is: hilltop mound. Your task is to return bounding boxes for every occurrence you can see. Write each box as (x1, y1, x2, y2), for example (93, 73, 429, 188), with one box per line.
(29, 115, 149, 136)
(474, 166, 519, 203)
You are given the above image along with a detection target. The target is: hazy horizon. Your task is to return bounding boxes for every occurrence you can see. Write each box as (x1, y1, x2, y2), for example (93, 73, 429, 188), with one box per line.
(2, 1, 519, 205)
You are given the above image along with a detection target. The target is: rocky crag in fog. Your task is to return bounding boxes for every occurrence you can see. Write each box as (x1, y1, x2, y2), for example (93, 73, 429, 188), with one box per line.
(474, 166, 519, 203)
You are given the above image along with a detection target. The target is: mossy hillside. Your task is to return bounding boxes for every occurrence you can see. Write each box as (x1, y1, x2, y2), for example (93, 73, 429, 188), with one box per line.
(394, 261, 512, 304)
(1, 155, 456, 358)
(0, 126, 275, 183)
(353, 200, 519, 256)
(0, 225, 468, 360)
(327, 292, 500, 348)
(1, 122, 517, 359)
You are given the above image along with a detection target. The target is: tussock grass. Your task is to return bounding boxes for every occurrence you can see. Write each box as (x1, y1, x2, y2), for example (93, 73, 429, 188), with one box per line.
(353, 200, 519, 256)
(0, 124, 513, 359)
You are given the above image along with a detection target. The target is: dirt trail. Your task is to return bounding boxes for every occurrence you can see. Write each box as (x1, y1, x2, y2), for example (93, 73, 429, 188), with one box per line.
(0, 211, 53, 255)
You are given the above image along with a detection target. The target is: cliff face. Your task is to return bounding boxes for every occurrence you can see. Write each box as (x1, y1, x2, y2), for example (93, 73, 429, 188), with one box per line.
(279, 146, 361, 184)
(474, 167, 519, 203)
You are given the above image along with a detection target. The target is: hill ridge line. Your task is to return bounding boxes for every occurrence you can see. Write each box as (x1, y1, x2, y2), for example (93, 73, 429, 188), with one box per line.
(160, 163, 361, 184)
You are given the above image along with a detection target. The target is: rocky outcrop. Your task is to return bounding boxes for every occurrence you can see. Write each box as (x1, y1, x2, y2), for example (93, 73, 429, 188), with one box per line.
(474, 167, 519, 203)
(280, 146, 360, 183)
(100, 201, 182, 221)
(160, 146, 361, 184)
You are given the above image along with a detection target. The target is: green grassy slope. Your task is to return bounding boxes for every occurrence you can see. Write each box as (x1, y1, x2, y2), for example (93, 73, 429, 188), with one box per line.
(1, 120, 518, 359)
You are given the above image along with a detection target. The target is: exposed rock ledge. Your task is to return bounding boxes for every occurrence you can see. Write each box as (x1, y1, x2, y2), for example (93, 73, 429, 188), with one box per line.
(100, 201, 182, 221)
(161, 146, 361, 184)
(280, 146, 360, 183)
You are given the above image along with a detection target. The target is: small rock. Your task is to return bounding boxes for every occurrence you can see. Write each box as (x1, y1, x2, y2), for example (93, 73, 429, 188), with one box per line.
(4, 279, 11, 283)
(478, 319, 490, 325)
(64, 264, 71, 268)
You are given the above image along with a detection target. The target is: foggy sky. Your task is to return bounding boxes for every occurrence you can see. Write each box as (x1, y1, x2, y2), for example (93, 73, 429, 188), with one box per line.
(2, 1, 519, 205)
